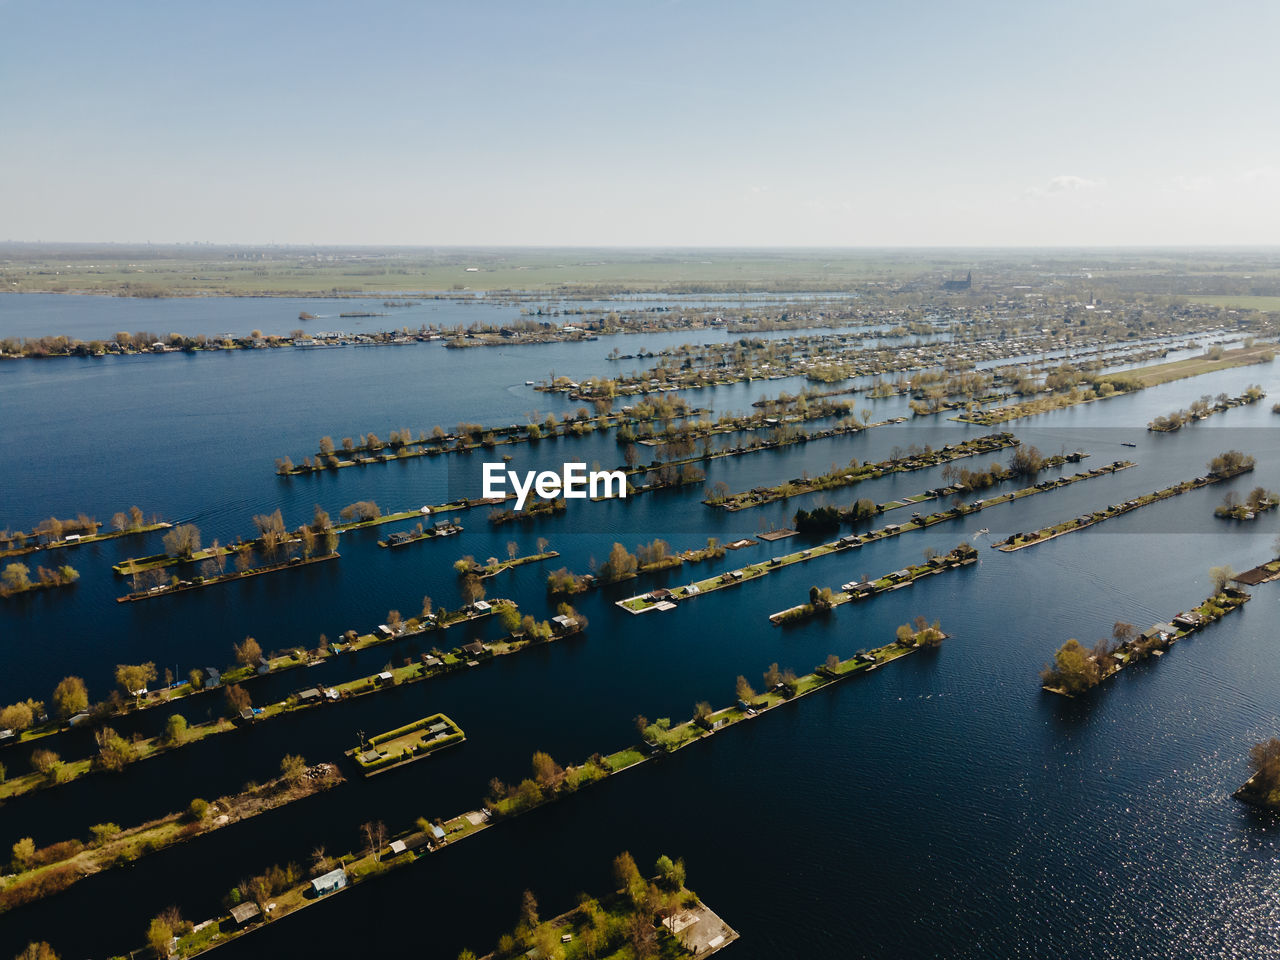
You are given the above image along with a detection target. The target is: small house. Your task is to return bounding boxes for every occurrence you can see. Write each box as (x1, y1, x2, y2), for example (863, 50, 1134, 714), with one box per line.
(1140, 624, 1173, 643)
(297, 688, 321, 704)
(428, 721, 449, 736)
(376, 671, 394, 684)
(647, 588, 672, 602)
(471, 600, 492, 613)
(551, 614, 578, 636)
(683, 584, 700, 597)
(461, 640, 486, 657)
(421, 654, 443, 668)
(388, 839, 407, 856)
(230, 902, 261, 926)
(311, 868, 348, 897)
(376, 624, 395, 640)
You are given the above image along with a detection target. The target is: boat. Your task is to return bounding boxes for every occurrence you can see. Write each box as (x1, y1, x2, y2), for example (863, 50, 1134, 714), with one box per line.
(1121, 441, 1137, 447)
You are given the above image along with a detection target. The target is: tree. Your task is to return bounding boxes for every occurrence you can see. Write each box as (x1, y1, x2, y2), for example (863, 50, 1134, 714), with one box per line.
(187, 797, 209, 821)
(2, 563, 31, 592)
(11, 836, 36, 871)
(162, 523, 201, 559)
(30, 748, 59, 776)
(519, 888, 540, 932)
(0, 700, 36, 733)
(1209, 565, 1235, 594)
(626, 910, 658, 960)
(280, 753, 308, 784)
(1248, 737, 1280, 797)
(15, 943, 59, 960)
(146, 916, 173, 959)
(825, 653, 842, 673)
(1007, 444, 1045, 479)
(312, 504, 333, 532)
(613, 850, 645, 903)
(234, 636, 263, 668)
(763, 662, 782, 689)
(531, 751, 563, 789)
(188, 668, 205, 691)
(51, 676, 88, 721)
(339, 500, 380, 522)
(497, 603, 522, 634)
(655, 853, 685, 889)
(129, 505, 145, 529)
(735, 675, 756, 701)
(163, 713, 189, 745)
(95, 726, 139, 771)
(1040, 638, 1101, 695)
(507, 540, 519, 561)
(224, 683, 252, 717)
(87, 822, 121, 847)
(460, 573, 485, 606)
(599, 542, 638, 583)
(116, 662, 157, 701)
(361, 820, 387, 860)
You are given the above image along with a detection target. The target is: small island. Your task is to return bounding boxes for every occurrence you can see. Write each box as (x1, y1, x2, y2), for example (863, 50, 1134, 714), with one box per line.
(346, 714, 465, 776)
(1, 562, 79, 599)
(457, 852, 737, 960)
(1236, 738, 1280, 811)
(1214, 486, 1278, 521)
(1040, 567, 1251, 697)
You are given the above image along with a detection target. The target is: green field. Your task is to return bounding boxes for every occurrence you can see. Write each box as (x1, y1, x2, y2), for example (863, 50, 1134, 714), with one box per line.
(0, 246, 971, 296)
(1186, 295, 1280, 311)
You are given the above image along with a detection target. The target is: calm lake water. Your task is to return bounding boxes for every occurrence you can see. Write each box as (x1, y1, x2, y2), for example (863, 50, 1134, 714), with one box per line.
(1, 297, 1278, 960)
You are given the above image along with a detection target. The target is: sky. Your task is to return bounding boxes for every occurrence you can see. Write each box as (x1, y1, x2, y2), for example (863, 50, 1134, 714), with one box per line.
(2, 0, 1279, 246)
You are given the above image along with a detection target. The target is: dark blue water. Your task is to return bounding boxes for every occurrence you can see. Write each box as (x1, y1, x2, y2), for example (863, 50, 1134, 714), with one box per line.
(1, 298, 1279, 959)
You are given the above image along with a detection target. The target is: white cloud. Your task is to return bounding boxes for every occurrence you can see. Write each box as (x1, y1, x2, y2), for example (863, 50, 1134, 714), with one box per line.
(1168, 174, 1214, 192)
(1236, 165, 1280, 184)
(1023, 175, 1102, 199)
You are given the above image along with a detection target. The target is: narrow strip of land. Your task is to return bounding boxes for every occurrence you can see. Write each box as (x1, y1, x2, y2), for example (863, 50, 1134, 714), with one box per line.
(1041, 589, 1251, 697)
(705, 432, 1020, 511)
(953, 343, 1276, 426)
(619, 458, 1133, 613)
(995, 461, 1253, 552)
(0, 763, 343, 914)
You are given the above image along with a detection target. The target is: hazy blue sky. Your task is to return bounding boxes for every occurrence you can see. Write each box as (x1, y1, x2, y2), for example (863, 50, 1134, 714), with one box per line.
(3, 0, 1278, 246)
